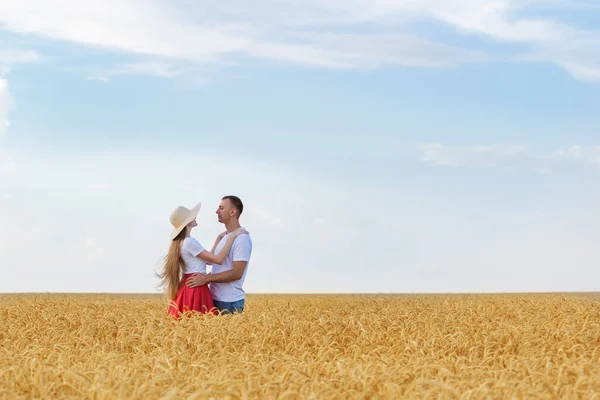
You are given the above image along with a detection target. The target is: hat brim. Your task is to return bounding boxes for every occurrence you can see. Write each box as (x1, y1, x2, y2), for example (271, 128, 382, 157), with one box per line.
(171, 202, 201, 240)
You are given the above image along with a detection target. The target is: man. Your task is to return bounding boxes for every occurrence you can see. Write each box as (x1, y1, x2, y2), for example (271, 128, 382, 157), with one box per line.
(186, 195, 252, 314)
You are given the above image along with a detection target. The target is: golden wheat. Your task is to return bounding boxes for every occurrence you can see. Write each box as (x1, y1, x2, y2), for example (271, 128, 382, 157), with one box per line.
(1, 293, 599, 399)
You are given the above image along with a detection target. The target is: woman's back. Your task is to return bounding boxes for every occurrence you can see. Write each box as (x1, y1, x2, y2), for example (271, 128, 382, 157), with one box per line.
(180, 237, 207, 274)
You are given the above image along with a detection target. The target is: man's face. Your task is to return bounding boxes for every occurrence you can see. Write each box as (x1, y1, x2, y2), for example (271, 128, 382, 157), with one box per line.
(216, 199, 235, 223)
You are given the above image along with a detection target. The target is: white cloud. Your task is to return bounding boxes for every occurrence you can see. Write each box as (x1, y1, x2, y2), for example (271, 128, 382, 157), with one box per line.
(84, 76, 110, 83)
(561, 145, 600, 167)
(253, 207, 283, 227)
(0, 49, 41, 64)
(84, 237, 105, 262)
(533, 167, 552, 175)
(419, 143, 600, 170)
(78, 61, 186, 82)
(124, 61, 177, 78)
(0, 151, 16, 175)
(0, 77, 10, 141)
(87, 183, 107, 190)
(247, 32, 488, 69)
(0, 0, 597, 81)
(0, 77, 16, 179)
(557, 63, 600, 83)
(0, 0, 247, 61)
(418, 143, 528, 167)
(426, 1, 600, 81)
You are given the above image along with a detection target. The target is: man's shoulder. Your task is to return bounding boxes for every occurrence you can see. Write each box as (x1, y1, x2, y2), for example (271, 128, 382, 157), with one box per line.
(235, 233, 252, 245)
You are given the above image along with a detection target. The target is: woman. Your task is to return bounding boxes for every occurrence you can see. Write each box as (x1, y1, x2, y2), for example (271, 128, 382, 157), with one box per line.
(157, 202, 247, 318)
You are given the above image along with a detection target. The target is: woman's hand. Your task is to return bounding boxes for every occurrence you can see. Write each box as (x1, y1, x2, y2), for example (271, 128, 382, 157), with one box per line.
(232, 228, 249, 238)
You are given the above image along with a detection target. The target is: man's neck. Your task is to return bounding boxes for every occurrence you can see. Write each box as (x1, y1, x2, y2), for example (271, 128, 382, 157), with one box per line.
(225, 220, 241, 233)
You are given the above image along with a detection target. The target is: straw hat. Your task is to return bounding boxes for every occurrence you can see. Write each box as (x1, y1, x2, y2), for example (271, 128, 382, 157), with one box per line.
(169, 202, 201, 240)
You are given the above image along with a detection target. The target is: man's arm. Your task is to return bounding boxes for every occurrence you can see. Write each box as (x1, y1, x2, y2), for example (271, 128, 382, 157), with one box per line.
(186, 235, 251, 288)
(186, 261, 247, 288)
(206, 261, 247, 283)
(196, 230, 246, 265)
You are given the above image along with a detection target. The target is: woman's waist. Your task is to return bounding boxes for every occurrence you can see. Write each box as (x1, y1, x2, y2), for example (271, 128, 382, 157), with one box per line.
(183, 270, 206, 276)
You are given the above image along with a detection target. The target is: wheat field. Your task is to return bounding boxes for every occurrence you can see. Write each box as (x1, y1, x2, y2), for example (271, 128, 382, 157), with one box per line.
(1, 293, 600, 399)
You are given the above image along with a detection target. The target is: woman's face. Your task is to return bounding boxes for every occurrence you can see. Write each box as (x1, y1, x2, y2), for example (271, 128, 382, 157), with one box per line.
(188, 219, 198, 229)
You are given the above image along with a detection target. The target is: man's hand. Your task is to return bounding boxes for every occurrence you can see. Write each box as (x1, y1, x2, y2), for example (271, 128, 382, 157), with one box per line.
(186, 273, 211, 288)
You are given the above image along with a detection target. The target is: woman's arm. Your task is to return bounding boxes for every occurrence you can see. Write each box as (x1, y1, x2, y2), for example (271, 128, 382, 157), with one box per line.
(210, 232, 226, 253)
(205, 232, 226, 266)
(196, 229, 247, 265)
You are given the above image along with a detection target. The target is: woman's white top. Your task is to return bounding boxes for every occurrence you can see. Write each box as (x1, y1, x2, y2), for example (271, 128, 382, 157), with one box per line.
(181, 237, 207, 274)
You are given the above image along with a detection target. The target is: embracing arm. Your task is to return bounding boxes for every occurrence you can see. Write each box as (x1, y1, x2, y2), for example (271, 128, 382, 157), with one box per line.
(205, 233, 226, 266)
(205, 235, 251, 283)
(210, 234, 223, 254)
(196, 229, 246, 265)
(186, 235, 251, 288)
(185, 260, 247, 288)
(204, 261, 247, 283)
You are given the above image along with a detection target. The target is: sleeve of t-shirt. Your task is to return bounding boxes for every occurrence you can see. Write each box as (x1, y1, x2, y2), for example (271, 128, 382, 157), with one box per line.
(183, 238, 205, 257)
(232, 235, 252, 262)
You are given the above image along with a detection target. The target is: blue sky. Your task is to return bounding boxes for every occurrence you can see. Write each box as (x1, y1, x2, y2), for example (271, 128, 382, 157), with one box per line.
(0, 0, 599, 293)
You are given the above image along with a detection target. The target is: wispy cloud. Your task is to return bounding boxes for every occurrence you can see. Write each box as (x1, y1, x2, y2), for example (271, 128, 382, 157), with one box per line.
(555, 145, 600, 168)
(0, 49, 41, 64)
(0, 75, 16, 177)
(0, 0, 485, 70)
(84, 76, 110, 83)
(247, 32, 488, 69)
(0, 76, 10, 142)
(87, 183, 108, 190)
(419, 143, 600, 170)
(253, 208, 284, 227)
(77, 61, 185, 82)
(85, 237, 105, 262)
(0, 150, 16, 175)
(0, 0, 597, 82)
(418, 143, 528, 167)
(559, 64, 600, 83)
(124, 61, 178, 78)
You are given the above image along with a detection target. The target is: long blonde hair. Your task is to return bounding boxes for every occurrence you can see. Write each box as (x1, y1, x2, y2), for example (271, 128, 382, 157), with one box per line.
(157, 228, 186, 299)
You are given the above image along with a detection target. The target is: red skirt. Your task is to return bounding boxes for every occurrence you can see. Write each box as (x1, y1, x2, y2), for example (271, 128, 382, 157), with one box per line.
(168, 274, 216, 318)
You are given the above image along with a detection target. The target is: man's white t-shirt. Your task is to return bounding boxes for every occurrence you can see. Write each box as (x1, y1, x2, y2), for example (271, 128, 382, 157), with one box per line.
(209, 229, 252, 302)
(180, 237, 207, 274)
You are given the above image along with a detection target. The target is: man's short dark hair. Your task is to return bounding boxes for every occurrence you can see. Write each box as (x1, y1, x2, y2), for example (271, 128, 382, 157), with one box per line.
(222, 195, 243, 216)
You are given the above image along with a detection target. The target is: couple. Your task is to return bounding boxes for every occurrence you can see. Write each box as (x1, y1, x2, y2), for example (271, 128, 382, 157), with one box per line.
(157, 195, 252, 318)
